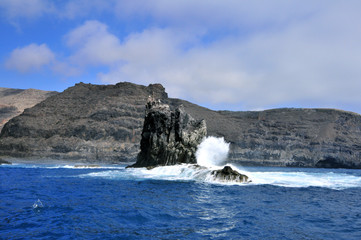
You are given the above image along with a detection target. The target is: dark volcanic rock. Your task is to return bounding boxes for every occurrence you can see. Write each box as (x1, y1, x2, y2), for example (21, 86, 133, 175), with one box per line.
(0, 158, 11, 165)
(315, 157, 351, 169)
(0, 82, 167, 162)
(211, 166, 250, 183)
(219, 109, 361, 169)
(1, 82, 361, 168)
(129, 97, 207, 168)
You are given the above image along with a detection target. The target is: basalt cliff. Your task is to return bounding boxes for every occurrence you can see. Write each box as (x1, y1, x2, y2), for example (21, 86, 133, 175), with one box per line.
(1, 82, 361, 168)
(129, 97, 206, 168)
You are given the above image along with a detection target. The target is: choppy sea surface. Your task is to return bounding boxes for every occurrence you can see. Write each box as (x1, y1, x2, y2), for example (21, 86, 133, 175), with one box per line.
(1, 162, 361, 240)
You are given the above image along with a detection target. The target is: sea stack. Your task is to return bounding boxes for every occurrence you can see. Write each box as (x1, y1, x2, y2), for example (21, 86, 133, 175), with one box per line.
(128, 96, 207, 168)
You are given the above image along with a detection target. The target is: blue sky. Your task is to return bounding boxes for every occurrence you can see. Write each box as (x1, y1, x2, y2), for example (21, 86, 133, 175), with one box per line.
(1, 0, 361, 113)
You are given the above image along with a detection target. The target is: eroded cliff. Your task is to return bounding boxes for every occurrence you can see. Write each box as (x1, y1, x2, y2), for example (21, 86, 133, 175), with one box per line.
(1, 82, 361, 168)
(0, 82, 167, 162)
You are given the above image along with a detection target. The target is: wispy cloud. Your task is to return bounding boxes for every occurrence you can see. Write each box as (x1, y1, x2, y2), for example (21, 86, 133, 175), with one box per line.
(5, 43, 55, 73)
(64, 20, 123, 66)
(0, 0, 52, 19)
(2, 1, 361, 111)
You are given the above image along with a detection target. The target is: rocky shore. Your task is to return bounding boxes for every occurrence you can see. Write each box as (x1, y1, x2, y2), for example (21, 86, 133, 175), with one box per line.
(1, 82, 361, 168)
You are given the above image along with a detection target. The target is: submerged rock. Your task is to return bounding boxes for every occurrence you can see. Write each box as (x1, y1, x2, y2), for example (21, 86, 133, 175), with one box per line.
(211, 166, 250, 183)
(128, 97, 207, 168)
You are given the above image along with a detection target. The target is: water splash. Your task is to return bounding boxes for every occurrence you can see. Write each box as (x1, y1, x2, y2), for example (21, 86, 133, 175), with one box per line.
(196, 136, 230, 168)
(78, 165, 361, 189)
(33, 199, 44, 209)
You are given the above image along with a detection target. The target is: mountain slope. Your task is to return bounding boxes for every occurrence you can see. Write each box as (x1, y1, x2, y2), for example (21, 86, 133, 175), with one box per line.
(1, 82, 360, 168)
(0, 88, 57, 131)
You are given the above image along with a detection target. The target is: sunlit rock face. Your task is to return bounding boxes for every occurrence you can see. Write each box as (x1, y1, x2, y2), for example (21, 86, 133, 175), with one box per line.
(129, 97, 207, 168)
(0, 88, 57, 131)
(0, 82, 168, 162)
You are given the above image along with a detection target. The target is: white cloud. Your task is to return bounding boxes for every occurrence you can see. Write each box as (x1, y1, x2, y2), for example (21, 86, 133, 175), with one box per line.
(51, 61, 81, 77)
(4, 1, 361, 112)
(97, 1, 361, 111)
(59, 0, 112, 19)
(5, 43, 55, 73)
(97, 27, 261, 105)
(0, 0, 53, 19)
(65, 20, 123, 66)
(112, 0, 326, 32)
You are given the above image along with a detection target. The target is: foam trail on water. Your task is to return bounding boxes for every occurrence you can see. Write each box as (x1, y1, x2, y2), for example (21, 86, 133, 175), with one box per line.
(196, 136, 230, 168)
(245, 170, 361, 189)
(75, 163, 361, 189)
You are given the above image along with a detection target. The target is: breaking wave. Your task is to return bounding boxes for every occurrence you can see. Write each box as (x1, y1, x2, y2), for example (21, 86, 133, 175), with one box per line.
(196, 136, 229, 168)
(5, 163, 361, 189)
(77, 165, 361, 189)
(4, 135, 361, 190)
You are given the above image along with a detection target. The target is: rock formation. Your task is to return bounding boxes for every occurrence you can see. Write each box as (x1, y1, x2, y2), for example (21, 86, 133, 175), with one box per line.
(1, 82, 361, 169)
(129, 97, 207, 168)
(0, 82, 167, 162)
(211, 166, 250, 183)
(222, 109, 361, 169)
(0, 88, 57, 131)
(0, 158, 11, 165)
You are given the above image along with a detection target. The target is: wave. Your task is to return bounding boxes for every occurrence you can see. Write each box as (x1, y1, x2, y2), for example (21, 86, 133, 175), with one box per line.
(196, 136, 229, 168)
(4, 137, 361, 189)
(79, 164, 227, 183)
(5, 162, 361, 189)
(2, 163, 125, 170)
(79, 136, 361, 189)
(245, 169, 361, 189)
(77, 163, 361, 190)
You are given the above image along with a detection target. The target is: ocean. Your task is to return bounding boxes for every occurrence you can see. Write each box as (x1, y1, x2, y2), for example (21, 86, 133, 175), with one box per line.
(1, 162, 361, 240)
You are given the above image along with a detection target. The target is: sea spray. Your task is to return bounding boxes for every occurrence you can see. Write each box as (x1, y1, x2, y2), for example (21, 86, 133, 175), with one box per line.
(196, 136, 230, 168)
(33, 199, 43, 209)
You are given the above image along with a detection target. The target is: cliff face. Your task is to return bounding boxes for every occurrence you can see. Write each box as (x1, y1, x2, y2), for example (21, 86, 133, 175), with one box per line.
(0, 82, 167, 162)
(0, 88, 57, 131)
(1, 82, 361, 168)
(218, 109, 361, 168)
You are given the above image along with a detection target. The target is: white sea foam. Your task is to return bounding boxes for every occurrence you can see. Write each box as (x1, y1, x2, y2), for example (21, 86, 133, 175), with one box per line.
(245, 170, 361, 189)
(196, 136, 230, 168)
(80, 165, 361, 189)
(5, 143, 361, 190)
(2, 163, 125, 169)
(12, 162, 361, 189)
(80, 164, 216, 183)
(32, 199, 44, 209)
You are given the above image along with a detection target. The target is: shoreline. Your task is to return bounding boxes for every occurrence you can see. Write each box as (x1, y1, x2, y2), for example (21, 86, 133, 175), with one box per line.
(0, 157, 134, 167)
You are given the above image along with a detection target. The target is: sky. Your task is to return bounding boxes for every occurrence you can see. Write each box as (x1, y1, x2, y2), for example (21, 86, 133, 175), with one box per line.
(1, 0, 361, 113)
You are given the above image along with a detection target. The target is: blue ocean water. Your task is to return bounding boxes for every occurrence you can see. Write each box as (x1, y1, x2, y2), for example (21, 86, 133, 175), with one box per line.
(1, 163, 361, 240)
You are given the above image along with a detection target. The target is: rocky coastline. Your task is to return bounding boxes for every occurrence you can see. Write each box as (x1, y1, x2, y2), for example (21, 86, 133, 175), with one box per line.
(0, 158, 11, 165)
(127, 97, 250, 183)
(0, 82, 361, 169)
